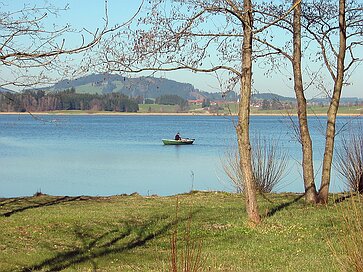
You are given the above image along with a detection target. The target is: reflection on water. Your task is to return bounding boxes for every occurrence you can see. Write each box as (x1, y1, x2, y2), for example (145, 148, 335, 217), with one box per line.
(0, 114, 361, 197)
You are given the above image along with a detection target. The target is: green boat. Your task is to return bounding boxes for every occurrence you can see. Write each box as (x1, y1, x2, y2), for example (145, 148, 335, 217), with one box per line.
(162, 138, 195, 145)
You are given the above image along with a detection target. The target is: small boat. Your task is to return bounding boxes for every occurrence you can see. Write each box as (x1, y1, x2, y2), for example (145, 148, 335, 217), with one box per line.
(162, 138, 195, 145)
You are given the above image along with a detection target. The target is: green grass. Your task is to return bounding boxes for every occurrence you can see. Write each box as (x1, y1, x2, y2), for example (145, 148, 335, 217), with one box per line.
(250, 105, 363, 116)
(307, 105, 363, 115)
(26, 104, 362, 116)
(76, 83, 103, 95)
(140, 104, 362, 116)
(0, 192, 356, 271)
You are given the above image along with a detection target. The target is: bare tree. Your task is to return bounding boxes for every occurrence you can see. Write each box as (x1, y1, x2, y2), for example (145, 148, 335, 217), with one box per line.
(303, 0, 363, 203)
(238, 0, 261, 224)
(0, 1, 140, 89)
(254, 0, 318, 203)
(254, 0, 363, 204)
(98, 0, 302, 224)
(100, 0, 269, 224)
(292, 0, 319, 203)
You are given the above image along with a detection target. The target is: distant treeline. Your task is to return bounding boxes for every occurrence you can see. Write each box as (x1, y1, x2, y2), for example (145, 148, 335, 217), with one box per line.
(155, 95, 188, 108)
(0, 88, 139, 112)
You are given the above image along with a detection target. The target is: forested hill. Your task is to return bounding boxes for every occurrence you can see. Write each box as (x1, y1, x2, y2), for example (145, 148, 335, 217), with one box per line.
(32, 74, 237, 101)
(0, 87, 13, 93)
(36, 74, 200, 100)
(251, 92, 296, 102)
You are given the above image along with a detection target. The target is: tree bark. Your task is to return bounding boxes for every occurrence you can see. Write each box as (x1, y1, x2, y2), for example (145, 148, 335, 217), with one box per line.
(237, 0, 261, 224)
(292, 0, 318, 203)
(318, 0, 346, 204)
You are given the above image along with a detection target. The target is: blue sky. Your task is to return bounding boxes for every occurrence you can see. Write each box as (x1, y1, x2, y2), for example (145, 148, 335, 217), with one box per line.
(3, 0, 362, 98)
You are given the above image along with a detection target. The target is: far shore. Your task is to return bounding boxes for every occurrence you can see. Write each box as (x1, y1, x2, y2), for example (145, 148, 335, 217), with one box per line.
(0, 110, 362, 117)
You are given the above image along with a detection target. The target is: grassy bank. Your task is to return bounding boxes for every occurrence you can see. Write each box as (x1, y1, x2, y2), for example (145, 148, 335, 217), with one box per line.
(138, 103, 362, 116)
(1, 105, 362, 116)
(250, 105, 363, 116)
(0, 191, 357, 271)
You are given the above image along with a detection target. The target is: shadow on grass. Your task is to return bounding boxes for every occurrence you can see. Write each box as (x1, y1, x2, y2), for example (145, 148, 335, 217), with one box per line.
(0, 196, 86, 217)
(19, 212, 197, 272)
(334, 193, 356, 203)
(266, 193, 305, 217)
(0, 198, 18, 207)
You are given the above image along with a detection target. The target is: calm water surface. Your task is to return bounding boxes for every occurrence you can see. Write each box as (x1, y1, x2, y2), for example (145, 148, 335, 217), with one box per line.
(0, 114, 361, 197)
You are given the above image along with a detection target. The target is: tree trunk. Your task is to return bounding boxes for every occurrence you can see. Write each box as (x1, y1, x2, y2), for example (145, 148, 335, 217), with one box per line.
(318, 0, 346, 204)
(237, 0, 260, 224)
(292, 0, 318, 203)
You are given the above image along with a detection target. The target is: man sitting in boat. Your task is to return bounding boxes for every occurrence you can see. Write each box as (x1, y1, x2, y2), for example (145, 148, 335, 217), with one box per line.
(175, 132, 181, 140)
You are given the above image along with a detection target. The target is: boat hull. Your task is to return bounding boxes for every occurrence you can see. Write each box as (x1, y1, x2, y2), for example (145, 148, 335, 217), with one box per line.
(162, 139, 195, 145)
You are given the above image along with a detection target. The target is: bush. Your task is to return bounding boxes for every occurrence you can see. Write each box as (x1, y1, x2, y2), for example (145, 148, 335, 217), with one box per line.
(223, 135, 288, 193)
(335, 127, 363, 192)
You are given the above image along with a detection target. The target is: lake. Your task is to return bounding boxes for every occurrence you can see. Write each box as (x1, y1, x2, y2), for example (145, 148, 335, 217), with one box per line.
(0, 114, 361, 197)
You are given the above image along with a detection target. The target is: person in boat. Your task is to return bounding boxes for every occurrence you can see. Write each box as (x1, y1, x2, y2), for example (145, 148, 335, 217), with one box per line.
(174, 132, 181, 141)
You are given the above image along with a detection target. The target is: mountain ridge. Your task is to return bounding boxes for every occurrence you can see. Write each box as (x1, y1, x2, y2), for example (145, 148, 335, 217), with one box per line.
(31, 74, 239, 101)
(16, 73, 362, 104)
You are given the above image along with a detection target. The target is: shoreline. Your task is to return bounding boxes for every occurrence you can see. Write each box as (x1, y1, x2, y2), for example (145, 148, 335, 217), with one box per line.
(0, 111, 361, 117)
(0, 190, 326, 200)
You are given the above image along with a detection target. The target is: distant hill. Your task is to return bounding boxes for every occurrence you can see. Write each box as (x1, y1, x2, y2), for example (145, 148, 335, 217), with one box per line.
(251, 92, 295, 102)
(23, 74, 361, 104)
(251, 93, 363, 105)
(0, 87, 14, 93)
(309, 96, 363, 105)
(34, 74, 238, 101)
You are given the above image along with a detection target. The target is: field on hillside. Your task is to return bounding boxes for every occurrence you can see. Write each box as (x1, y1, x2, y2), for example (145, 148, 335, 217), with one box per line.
(139, 104, 362, 115)
(250, 105, 363, 116)
(0, 191, 360, 271)
(222, 104, 363, 115)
